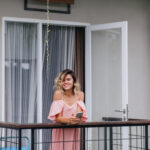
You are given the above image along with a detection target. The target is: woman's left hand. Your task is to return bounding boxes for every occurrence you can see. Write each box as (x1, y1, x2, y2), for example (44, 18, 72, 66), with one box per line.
(69, 116, 82, 124)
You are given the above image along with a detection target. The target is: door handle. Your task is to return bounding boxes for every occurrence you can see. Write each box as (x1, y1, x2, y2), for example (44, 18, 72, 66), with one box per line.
(115, 109, 126, 114)
(114, 104, 129, 121)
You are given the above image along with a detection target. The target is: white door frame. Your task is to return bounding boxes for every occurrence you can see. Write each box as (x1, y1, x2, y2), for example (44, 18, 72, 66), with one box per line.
(85, 21, 128, 150)
(85, 21, 128, 121)
(2, 17, 90, 122)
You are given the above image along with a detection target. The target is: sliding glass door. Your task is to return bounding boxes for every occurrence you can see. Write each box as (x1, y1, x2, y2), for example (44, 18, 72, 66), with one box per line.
(2, 19, 86, 150)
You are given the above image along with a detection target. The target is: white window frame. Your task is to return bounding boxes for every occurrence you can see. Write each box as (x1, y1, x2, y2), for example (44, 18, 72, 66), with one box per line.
(1, 17, 91, 123)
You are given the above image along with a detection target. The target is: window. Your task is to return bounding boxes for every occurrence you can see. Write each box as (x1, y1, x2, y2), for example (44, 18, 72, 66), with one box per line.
(2, 18, 86, 125)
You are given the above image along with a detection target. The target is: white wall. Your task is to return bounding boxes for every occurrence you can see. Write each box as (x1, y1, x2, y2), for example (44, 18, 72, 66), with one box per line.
(0, 0, 150, 120)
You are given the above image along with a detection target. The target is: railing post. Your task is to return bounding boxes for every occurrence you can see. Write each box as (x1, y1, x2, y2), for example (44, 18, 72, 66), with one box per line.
(104, 127, 107, 150)
(18, 129, 22, 150)
(109, 127, 113, 150)
(31, 129, 34, 150)
(145, 125, 148, 150)
(129, 127, 131, 150)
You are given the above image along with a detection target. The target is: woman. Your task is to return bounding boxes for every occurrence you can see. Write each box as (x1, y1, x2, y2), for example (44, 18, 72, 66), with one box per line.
(48, 69, 88, 150)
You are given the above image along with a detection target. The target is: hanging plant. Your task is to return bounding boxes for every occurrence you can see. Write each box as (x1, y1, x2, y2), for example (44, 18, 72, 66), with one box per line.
(46, 0, 50, 75)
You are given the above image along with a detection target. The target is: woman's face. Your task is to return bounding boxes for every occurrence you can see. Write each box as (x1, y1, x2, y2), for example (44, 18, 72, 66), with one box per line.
(62, 74, 74, 91)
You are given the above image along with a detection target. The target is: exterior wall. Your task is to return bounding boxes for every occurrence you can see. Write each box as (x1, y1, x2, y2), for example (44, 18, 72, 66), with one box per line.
(0, 0, 150, 120)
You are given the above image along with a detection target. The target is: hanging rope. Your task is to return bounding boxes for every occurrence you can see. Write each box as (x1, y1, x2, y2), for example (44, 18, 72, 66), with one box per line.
(46, 0, 50, 75)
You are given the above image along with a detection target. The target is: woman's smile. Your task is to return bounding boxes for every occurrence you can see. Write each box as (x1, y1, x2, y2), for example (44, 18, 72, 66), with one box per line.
(62, 74, 74, 90)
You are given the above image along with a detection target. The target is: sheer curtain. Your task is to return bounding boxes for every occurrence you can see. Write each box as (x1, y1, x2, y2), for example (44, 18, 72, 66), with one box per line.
(42, 25, 75, 123)
(42, 25, 75, 149)
(75, 27, 85, 91)
(4, 22, 84, 149)
(5, 22, 38, 123)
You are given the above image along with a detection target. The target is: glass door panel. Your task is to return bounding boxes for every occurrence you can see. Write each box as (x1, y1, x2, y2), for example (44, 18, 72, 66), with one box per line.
(92, 28, 122, 121)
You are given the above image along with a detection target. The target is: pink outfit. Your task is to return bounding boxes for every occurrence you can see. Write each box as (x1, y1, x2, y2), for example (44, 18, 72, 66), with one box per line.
(48, 100, 88, 150)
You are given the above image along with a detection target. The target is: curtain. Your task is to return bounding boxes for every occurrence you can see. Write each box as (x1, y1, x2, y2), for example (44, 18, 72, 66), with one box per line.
(75, 27, 85, 91)
(42, 25, 75, 123)
(4, 22, 84, 149)
(75, 27, 85, 150)
(5, 22, 38, 124)
(42, 25, 75, 149)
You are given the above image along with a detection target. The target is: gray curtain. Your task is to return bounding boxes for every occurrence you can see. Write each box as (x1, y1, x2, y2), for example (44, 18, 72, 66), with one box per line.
(42, 25, 75, 123)
(42, 25, 75, 149)
(4, 23, 76, 149)
(75, 27, 85, 91)
(5, 22, 38, 124)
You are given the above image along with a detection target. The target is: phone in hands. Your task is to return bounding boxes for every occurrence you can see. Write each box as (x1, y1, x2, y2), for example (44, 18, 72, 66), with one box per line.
(75, 112, 83, 118)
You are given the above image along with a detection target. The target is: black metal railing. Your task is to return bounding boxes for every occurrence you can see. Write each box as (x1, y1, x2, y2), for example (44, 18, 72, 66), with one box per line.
(0, 120, 150, 150)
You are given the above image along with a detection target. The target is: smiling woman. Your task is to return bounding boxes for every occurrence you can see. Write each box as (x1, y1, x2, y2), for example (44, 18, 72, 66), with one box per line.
(48, 69, 88, 150)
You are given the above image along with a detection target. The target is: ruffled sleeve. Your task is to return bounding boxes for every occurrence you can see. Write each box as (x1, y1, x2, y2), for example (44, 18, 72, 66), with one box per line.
(48, 100, 64, 122)
(77, 101, 88, 122)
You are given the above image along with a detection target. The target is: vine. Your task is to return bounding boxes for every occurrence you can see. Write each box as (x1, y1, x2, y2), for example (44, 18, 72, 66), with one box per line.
(46, 0, 50, 75)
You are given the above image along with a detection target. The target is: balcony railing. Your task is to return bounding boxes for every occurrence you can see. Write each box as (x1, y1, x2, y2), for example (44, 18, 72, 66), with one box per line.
(0, 120, 150, 150)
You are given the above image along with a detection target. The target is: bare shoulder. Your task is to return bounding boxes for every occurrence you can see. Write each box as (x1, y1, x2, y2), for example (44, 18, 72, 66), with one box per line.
(53, 90, 63, 101)
(77, 91, 84, 101)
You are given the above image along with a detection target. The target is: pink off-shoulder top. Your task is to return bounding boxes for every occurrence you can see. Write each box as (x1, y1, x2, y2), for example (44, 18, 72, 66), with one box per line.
(48, 100, 88, 150)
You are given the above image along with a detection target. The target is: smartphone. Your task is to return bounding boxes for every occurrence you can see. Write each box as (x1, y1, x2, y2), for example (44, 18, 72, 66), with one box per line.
(76, 112, 83, 118)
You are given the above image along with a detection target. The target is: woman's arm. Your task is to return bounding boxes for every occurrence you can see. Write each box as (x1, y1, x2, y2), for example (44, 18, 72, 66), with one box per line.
(56, 113, 70, 124)
(56, 112, 81, 124)
(76, 91, 86, 122)
(79, 91, 84, 101)
(77, 91, 84, 112)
